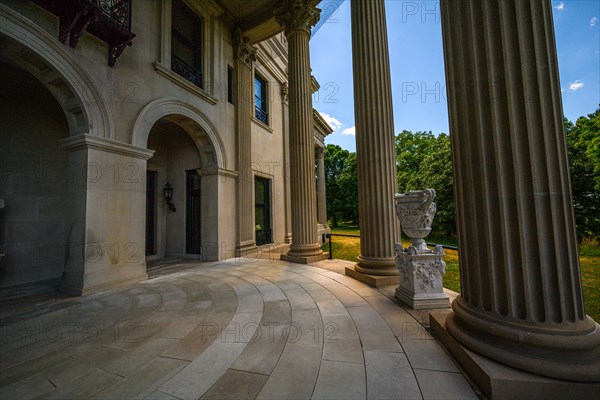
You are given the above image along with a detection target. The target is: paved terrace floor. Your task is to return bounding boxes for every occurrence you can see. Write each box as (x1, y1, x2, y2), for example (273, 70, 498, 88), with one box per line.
(0, 257, 479, 400)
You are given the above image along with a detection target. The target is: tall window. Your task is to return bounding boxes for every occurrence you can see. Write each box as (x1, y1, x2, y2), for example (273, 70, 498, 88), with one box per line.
(254, 74, 268, 125)
(171, 0, 203, 88)
(227, 65, 234, 104)
(255, 177, 272, 245)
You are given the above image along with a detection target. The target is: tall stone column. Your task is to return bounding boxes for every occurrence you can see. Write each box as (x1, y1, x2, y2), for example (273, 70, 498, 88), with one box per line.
(439, 0, 599, 381)
(316, 146, 327, 225)
(234, 30, 257, 256)
(350, 0, 398, 276)
(276, 0, 325, 263)
(281, 83, 292, 244)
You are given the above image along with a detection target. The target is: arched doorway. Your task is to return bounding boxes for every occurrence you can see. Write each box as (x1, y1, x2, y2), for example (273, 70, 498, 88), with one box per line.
(0, 61, 70, 289)
(145, 115, 220, 262)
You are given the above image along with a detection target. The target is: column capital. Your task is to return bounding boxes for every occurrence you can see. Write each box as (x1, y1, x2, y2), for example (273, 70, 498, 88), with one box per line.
(275, 0, 321, 36)
(233, 28, 256, 67)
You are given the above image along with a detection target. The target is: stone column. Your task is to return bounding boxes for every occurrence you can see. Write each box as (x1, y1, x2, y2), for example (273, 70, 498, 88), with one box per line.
(276, 0, 325, 263)
(350, 0, 398, 276)
(316, 146, 327, 226)
(439, 0, 599, 381)
(281, 83, 292, 244)
(234, 30, 257, 256)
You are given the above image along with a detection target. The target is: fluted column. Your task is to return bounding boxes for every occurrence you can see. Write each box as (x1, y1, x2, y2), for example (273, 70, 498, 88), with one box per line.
(316, 146, 327, 225)
(281, 83, 292, 244)
(351, 0, 398, 276)
(441, 0, 599, 381)
(234, 30, 257, 256)
(276, 0, 324, 262)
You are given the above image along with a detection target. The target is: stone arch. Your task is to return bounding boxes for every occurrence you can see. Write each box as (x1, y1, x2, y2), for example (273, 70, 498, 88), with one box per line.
(0, 4, 114, 138)
(131, 97, 227, 169)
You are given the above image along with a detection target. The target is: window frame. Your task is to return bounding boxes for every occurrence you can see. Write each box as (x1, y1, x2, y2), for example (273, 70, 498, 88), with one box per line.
(254, 73, 269, 125)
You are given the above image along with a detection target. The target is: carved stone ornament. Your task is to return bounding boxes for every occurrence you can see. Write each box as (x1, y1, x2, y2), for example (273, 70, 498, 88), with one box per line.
(274, 0, 321, 36)
(233, 28, 256, 67)
(281, 82, 289, 102)
(395, 189, 436, 253)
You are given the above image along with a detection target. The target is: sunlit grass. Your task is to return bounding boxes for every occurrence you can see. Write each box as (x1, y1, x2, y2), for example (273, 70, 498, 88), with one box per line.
(323, 223, 600, 322)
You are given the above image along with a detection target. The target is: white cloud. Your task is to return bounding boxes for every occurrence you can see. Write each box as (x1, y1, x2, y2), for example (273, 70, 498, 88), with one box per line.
(554, 1, 565, 11)
(319, 112, 342, 131)
(590, 17, 598, 27)
(342, 126, 356, 136)
(569, 80, 584, 91)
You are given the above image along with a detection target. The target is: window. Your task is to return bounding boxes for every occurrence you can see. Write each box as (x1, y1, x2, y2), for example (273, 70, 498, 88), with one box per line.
(255, 177, 272, 245)
(227, 65, 234, 104)
(254, 74, 268, 125)
(171, 0, 203, 88)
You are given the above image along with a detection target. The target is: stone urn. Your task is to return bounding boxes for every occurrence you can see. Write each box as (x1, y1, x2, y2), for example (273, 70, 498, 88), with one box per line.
(394, 189, 436, 253)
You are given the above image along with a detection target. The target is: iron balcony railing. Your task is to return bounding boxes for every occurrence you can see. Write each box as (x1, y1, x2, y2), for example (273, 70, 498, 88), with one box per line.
(256, 229, 273, 246)
(32, 0, 135, 66)
(172, 55, 203, 88)
(255, 106, 269, 125)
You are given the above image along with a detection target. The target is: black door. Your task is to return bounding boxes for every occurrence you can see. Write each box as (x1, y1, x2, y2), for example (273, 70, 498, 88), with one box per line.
(145, 171, 157, 255)
(186, 170, 202, 254)
(255, 177, 272, 245)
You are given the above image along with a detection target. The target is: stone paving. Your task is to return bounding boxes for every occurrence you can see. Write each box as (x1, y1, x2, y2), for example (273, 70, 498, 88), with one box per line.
(0, 257, 478, 400)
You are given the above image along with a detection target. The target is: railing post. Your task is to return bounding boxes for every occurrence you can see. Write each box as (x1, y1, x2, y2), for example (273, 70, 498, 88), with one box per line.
(327, 234, 332, 260)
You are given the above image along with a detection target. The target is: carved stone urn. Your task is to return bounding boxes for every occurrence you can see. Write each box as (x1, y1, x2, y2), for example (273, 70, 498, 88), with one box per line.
(394, 189, 449, 310)
(394, 189, 436, 253)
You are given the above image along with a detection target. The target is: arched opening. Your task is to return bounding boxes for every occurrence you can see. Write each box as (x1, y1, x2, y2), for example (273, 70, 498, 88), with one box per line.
(0, 61, 70, 289)
(145, 115, 220, 262)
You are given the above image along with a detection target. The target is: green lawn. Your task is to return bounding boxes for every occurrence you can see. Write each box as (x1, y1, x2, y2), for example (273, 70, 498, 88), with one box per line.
(323, 224, 600, 322)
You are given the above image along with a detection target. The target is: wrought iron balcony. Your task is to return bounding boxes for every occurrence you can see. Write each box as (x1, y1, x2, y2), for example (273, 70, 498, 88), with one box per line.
(31, 0, 135, 66)
(255, 228, 273, 246)
(171, 56, 203, 88)
(255, 106, 269, 125)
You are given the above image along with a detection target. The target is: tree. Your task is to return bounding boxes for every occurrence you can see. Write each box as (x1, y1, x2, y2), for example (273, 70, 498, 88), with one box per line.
(565, 109, 600, 238)
(395, 130, 456, 236)
(324, 144, 351, 227)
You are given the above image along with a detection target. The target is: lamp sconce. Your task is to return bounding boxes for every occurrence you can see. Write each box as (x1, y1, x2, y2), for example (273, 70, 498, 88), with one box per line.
(164, 182, 176, 212)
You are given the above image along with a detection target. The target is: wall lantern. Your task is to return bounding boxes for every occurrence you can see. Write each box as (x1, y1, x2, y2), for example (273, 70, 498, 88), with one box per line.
(164, 182, 176, 212)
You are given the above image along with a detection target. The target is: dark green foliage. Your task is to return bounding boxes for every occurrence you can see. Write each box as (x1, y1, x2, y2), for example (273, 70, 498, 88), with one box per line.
(324, 144, 358, 226)
(395, 130, 456, 236)
(565, 109, 600, 238)
(324, 110, 598, 240)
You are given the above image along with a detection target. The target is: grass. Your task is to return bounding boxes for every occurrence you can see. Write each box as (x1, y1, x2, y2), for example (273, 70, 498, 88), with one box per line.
(323, 223, 600, 322)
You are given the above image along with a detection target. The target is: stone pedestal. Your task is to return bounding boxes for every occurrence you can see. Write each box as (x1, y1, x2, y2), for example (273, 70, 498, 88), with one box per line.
(395, 245, 450, 310)
(350, 0, 398, 277)
(276, 0, 326, 264)
(440, 0, 600, 383)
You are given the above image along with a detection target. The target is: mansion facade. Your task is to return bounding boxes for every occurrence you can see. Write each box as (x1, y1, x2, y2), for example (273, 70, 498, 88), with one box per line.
(0, 0, 331, 295)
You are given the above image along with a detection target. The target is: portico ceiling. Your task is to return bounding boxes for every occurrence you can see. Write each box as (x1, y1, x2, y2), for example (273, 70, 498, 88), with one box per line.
(201, 0, 324, 43)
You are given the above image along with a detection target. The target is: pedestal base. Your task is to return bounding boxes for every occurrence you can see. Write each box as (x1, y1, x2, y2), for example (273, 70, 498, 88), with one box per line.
(430, 310, 600, 400)
(345, 267, 398, 288)
(281, 253, 329, 264)
(235, 240, 258, 257)
(396, 285, 449, 310)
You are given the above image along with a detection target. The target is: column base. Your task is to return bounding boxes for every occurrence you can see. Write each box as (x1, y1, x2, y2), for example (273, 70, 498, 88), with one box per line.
(355, 255, 398, 276)
(446, 298, 600, 382)
(431, 310, 600, 399)
(281, 252, 329, 264)
(235, 240, 258, 257)
(345, 267, 398, 288)
(395, 285, 450, 310)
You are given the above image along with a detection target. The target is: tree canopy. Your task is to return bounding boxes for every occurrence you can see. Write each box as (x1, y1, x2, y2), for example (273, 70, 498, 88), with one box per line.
(324, 109, 599, 240)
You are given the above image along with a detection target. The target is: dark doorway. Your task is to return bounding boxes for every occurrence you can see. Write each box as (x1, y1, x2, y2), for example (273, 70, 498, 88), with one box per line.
(145, 171, 157, 255)
(186, 170, 202, 254)
(255, 177, 272, 246)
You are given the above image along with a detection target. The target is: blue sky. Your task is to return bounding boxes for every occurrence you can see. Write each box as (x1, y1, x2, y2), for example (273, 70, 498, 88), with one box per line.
(310, 0, 600, 152)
